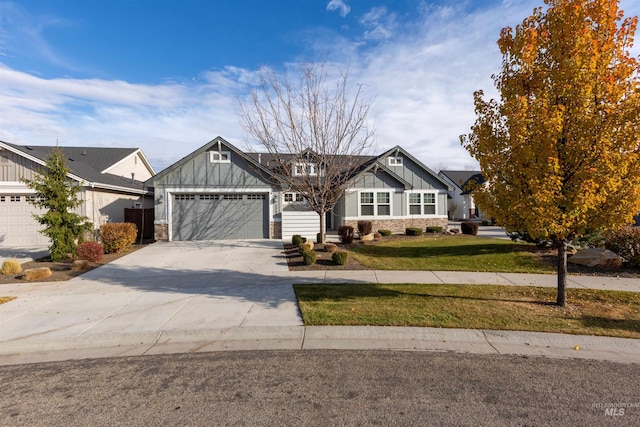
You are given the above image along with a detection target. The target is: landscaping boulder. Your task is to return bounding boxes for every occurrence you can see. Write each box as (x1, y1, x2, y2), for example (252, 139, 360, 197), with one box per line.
(568, 248, 623, 268)
(361, 233, 375, 242)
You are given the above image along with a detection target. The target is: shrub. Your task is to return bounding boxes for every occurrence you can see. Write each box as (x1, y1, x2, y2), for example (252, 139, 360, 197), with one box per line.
(100, 222, 137, 254)
(338, 225, 355, 244)
(604, 225, 640, 267)
(426, 226, 443, 234)
(23, 267, 52, 281)
(302, 250, 317, 265)
(292, 235, 303, 245)
(406, 227, 423, 236)
(324, 243, 337, 253)
(461, 221, 479, 236)
(71, 259, 91, 271)
(373, 232, 382, 241)
(1, 259, 21, 275)
(357, 220, 373, 236)
(77, 242, 104, 262)
(378, 229, 392, 237)
(332, 251, 348, 265)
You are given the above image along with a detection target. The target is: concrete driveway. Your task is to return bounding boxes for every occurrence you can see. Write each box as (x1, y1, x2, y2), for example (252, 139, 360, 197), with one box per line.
(0, 240, 303, 351)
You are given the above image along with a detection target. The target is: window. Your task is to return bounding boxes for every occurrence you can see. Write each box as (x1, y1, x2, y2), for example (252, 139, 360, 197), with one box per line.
(284, 193, 304, 202)
(247, 194, 266, 200)
(293, 163, 318, 176)
(10, 196, 20, 202)
(175, 194, 195, 200)
(199, 194, 219, 200)
(0, 196, 5, 202)
(223, 194, 242, 200)
(360, 191, 391, 216)
(377, 192, 390, 216)
(209, 151, 231, 163)
(388, 157, 403, 166)
(409, 192, 437, 215)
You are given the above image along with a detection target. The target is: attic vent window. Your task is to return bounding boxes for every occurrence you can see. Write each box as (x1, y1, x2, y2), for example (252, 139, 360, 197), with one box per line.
(388, 157, 402, 166)
(210, 151, 231, 163)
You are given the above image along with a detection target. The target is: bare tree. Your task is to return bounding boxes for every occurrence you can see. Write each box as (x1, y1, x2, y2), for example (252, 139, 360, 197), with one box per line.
(239, 62, 376, 243)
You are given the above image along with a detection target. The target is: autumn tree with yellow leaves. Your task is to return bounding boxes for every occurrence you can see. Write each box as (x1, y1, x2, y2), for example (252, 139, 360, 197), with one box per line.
(461, 0, 640, 306)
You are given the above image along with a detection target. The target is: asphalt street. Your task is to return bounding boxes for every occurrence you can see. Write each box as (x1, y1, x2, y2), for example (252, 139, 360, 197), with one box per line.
(2, 350, 639, 426)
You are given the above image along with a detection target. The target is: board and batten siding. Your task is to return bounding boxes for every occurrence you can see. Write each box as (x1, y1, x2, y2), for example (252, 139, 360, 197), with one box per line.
(383, 155, 448, 190)
(0, 149, 44, 182)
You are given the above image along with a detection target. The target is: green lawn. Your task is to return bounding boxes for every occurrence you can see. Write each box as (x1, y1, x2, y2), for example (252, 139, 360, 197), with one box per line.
(348, 235, 553, 273)
(294, 283, 640, 338)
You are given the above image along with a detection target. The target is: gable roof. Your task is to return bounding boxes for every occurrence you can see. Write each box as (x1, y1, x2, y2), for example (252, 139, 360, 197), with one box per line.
(439, 170, 483, 191)
(147, 136, 275, 185)
(0, 141, 151, 194)
(375, 146, 453, 190)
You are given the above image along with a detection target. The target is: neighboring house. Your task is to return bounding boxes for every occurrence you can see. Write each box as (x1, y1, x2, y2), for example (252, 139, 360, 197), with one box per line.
(0, 141, 155, 247)
(438, 170, 485, 220)
(147, 136, 451, 242)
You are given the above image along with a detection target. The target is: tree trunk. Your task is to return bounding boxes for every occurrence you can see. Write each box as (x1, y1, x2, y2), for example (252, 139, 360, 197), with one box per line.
(556, 238, 568, 307)
(318, 211, 326, 244)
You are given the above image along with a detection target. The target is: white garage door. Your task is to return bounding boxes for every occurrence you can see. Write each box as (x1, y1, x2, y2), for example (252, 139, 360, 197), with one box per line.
(0, 195, 50, 247)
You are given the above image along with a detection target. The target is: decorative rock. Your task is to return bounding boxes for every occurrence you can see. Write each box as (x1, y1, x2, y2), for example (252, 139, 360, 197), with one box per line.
(361, 233, 375, 242)
(568, 248, 623, 268)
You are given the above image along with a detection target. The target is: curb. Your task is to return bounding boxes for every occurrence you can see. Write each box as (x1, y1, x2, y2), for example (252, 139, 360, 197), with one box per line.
(0, 326, 638, 366)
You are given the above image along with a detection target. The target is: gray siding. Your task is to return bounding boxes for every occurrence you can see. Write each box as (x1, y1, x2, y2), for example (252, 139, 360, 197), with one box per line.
(382, 155, 447, 190)
(353, 170, 401, 189)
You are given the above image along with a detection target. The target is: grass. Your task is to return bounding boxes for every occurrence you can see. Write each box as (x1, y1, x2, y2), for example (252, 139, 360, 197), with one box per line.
(348, 235, 553, 273)
(294, 283, 640, 338)
(0, 297, 16, 305)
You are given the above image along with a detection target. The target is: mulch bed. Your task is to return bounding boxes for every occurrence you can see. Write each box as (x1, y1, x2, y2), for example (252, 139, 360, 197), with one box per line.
(285, 243, 371, 271)
(0, 245, 146, 285)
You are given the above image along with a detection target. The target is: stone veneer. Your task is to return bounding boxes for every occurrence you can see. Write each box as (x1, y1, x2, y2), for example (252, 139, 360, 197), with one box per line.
(270, 221, 282, 239)
(154, 223, 169, 241)
(343, 218, 448, 234)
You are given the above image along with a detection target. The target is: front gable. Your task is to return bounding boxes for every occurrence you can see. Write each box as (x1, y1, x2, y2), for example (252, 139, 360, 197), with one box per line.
(147, 136, 273, 189)
(376, 146, 451, 191)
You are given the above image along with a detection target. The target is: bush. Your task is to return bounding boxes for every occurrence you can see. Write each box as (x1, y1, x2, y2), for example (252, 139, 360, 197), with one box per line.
(373, 232, 382, 241)
(77, 242, 104, 262)
(292, 235, 303, 245)
(1, 259, 21, 275)
(71, 259, 91, 271)
(302, 250, 317, 265)
(338, 225, 355, 244)
(461, 221, 479, 236)
(357, 220, 373, 236)
(604, 225, 640, 267)
(324, 243, 337, 253)
(506, 230, 550, 248)
(426, 226, 443, 234)
(100, 222, 137, 254)
(406, 227, 423, 236)
(378, 229, 392, 237)
(332, 251, 348, 265)
(23, 267, 52, 281)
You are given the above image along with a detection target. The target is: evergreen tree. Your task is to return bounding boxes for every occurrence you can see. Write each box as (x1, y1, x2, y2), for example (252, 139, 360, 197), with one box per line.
(23, 147, 90, 261)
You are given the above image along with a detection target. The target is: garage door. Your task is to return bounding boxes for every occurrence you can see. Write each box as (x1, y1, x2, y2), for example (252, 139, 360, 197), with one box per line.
(171, 193, 268, 240)
(0, 195, 50, 247)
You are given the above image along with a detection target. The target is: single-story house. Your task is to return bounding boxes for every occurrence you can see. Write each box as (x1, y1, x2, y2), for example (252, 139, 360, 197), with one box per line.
(0, 141, 155, 247)
(438, 170, 485, 220)
(147, 136, 451, 241)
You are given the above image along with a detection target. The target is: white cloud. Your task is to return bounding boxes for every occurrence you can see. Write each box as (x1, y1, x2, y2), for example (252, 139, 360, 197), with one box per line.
(327, 0, 350, 18)
(360, 7, 396, 41)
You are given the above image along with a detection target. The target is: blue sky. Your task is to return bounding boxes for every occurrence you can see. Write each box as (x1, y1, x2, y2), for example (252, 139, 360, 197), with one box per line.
(2, 0, 640, 171)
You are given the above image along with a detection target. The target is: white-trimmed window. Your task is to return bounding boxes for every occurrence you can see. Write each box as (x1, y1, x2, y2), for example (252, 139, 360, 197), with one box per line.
(209, 151, 231, 163)
(388, 157, 403, 166)
(409, 192, 437, 215)
(293, 162, 318, 176)
(284, 193, 304, 203)
(360, 191, 391, 216)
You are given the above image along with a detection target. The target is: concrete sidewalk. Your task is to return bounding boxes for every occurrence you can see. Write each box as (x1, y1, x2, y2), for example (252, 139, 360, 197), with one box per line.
(1, 240, 639, 366)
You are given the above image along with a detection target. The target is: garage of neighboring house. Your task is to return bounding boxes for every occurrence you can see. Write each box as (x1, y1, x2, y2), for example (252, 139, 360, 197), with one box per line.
(170, 192, 269, 240)
(0, 194, 49, 246)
